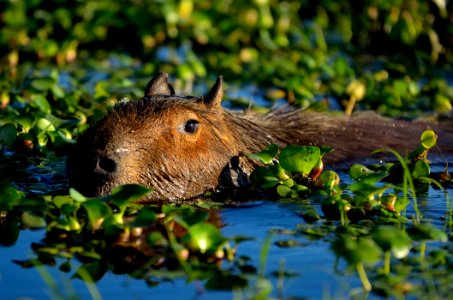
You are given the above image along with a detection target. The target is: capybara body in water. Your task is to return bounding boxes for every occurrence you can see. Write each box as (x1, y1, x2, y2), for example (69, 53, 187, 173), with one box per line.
(67, 73, 453, 202)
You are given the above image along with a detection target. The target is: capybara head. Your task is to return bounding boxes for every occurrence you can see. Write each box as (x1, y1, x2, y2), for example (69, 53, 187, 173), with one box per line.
(67, 73, 242, 202)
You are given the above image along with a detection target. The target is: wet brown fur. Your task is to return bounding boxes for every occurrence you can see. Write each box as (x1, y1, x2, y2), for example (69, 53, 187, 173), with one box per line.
(67, 73, 453, 202)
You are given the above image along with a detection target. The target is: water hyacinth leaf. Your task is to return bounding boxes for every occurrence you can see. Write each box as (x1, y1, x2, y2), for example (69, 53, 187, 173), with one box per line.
(36, 118, 56, 132)
(420, 130, 437, 149)
(412, 160, 430, 179)
(133, 208, 158, 227)
(277, 184, 294, 198)
(371, 226, 412, 259)
(53, 195, 74, 209)
(319, 146, 334, 156)
(187, 223, 225, 254)
(69, 188, 87, 202)
(248, 143, 278, 164)
(0, 184, 23, 210)
(332, 235, 382, 266)
(270, 163, 290, 181)
(30, 94, 51, 114)
(409, 146, 426, 160)
(0, 123, 17, 147)
(21, 212, 46, 229)
(17, 117, 34, 132)
(250, 166, 280, 188)
(109, 184, 152, 211)
(407, 224, 448, 242)
(148, 231, 169, 247)
(349, 164, 388, 184)
(314, 170, 340, 189)
(279, 145, 320, 175)
(173, 209, 209, 229)
(30, 77, 56, 91)
(82, 199, 112, 224)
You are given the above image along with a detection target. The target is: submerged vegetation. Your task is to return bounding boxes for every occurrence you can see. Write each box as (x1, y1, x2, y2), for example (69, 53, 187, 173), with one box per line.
(1, 0, 453, 299)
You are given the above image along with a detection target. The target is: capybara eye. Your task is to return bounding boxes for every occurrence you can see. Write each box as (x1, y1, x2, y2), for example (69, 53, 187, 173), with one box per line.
(183, 119, 199, 134)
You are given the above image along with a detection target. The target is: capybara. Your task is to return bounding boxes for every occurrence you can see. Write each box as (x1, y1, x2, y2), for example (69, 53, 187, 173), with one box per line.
(67, 73, 453, 202)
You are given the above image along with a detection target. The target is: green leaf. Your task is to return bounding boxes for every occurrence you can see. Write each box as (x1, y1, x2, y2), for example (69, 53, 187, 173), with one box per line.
(21, 212, 46, 229)
(187, 223, 225, 254)
(30, 94, 51, 114)
(109, 184, 152, 213)
(248, 144, 278, 164)
(0, 123, 17, 147)
(133, 208, 158, 227)
(69, 188, 87, 202)
(250, 166, 280, 188)
(277, 184, 294, 198)
(53, 195, 74, 209)
(279, 145, 321, 175)
(82, 199, 112, 224)
(36, 118, 56, 132)
(407, 224, 448, 242)
(412, 160, 430, 179)
(173, 209, 209, 229)
(371, 226, 412, 259)
(349, 164, 388, 184)
(420, 130, 437, 149)
(332, 235, 382, 266)
(0, 184, 23, 210)
(30, 77, 56, 91)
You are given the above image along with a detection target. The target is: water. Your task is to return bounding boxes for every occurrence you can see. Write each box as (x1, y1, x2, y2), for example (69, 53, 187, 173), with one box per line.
(1, 201, 348, 300)
(1, 159, 452, 299)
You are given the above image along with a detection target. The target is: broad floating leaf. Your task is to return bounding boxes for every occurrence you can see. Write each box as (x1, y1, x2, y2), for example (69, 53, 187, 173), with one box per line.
(279, 145, 320, 175)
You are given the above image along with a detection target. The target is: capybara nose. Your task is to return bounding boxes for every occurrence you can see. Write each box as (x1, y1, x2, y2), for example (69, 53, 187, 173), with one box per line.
(94, 157, 118, 176)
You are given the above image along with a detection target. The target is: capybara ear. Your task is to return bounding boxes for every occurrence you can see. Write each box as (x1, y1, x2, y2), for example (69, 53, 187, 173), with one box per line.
(203, 76, 223, 108)
(144, 73, 175, 96)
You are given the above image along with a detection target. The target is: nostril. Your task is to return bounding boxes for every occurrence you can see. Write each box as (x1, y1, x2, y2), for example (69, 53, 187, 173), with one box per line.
(95, 157, 118, 175)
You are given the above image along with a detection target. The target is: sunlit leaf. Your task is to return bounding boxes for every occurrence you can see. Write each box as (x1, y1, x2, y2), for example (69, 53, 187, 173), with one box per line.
(420, 130, 437, 149)
(69, 188, 87, 202)
(187, 223, 225, 254)
(349, 164, 388, 184)
(82, 199, 112, 224)
(248, 143, 278, 164)
(279, 145, 320, 175)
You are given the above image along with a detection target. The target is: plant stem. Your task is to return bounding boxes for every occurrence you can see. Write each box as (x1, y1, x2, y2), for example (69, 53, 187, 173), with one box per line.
(420, 240, 426, 259)
(356, 263, 372, 292)
(384, 251, 391, 275)
(258, 233, 272, 278)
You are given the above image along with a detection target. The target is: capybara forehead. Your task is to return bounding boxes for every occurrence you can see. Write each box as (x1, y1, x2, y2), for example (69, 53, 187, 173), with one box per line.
(112, 95, 210, 120)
